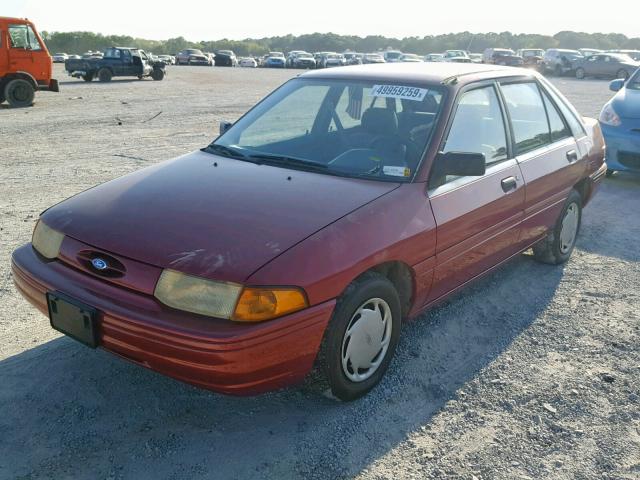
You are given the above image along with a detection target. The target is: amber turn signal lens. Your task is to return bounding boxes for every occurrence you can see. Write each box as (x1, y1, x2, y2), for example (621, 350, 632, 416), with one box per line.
(232, 288, 308, 322)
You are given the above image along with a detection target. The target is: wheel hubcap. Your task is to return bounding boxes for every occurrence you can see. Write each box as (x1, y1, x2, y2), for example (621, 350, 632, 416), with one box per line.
(559, 203, 579, 254)
(341, 298, 392, 382)
(14, 85, 29, 102)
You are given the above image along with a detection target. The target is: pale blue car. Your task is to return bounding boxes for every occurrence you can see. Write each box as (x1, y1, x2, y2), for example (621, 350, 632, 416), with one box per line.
(600, 68, 640, 175)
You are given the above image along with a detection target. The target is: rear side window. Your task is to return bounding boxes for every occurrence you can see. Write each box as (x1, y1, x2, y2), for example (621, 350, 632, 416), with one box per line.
(500, 82, 549, 154)
(538, 78, 586, 137)
(442, 86, 508, 166)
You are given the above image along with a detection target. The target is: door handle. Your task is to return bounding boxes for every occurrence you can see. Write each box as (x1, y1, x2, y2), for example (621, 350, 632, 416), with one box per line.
(501, 176, 518, 193)
(566, 149, 578, 163)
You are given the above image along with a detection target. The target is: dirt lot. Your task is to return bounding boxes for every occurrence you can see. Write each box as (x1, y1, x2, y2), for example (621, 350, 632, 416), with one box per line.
(1, 65, 639, 480)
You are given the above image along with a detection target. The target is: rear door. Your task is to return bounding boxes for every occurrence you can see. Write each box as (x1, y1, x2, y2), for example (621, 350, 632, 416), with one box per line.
(426, 82, 525, 303)
(498, 80, 584, 248)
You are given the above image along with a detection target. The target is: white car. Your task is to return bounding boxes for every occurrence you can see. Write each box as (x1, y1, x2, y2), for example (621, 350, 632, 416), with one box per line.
(399, 53, 423, 63)
(424, 53, 445, 62)
(240, 57, 257, 68)
(52, 53, 68, 63)
(323, 53, 346, 68)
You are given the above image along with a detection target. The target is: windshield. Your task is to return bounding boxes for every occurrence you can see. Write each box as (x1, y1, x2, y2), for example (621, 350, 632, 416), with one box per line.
(270, 52, 284, 57)
(627, 70, 640, 90)
(446, 50, 467, 58)
(210, 79, 444, 182)
(385, 51, 402, 59)
(298, 53, 313, 58)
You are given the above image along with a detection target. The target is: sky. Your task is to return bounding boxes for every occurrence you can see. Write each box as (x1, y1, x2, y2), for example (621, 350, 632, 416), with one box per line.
(4, 0, 638, 40)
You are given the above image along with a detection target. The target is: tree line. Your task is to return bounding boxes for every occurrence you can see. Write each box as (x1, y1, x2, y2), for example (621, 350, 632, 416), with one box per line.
(40, 30, 640, 57)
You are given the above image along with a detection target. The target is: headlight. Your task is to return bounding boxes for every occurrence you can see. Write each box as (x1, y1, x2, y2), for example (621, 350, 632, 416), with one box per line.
(599, 103, 621, 127)
(32, 219, 65, 259)
(154, 270, 308, 322)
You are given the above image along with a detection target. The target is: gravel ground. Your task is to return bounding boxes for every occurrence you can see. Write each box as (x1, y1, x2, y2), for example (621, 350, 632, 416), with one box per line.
(0, 65, 638, 480)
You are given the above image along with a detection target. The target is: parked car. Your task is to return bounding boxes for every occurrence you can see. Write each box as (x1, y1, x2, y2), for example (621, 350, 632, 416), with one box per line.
(0, 16, 59, 107)
(399, 54, 423, 63)
(157, 55, 175, 65)
(578, 48, 602, 57)
(575, 53, 639, 80)
(469, 53, 483, 63)
(239, 57, 257, 68)
(600, 71, 640, 176)
(52, 52, 68, 63)
(313, 52, 334, 68)
(606, 50, 640, 62)
(214, 50, 237, 67)
(443, 50, 469, 61)
(291, 52, 316, 69)
(516, 49, 545, 69)
(362, 53, 385, 64)
(483, 48, 524, 66)
(176, 49, 209, 66)
(65, 47, 166, 82)
(542, 49, 583, 76)
(264, 52, 286, 68)
(285, 51, 306, 68)
(383, 50, 403, 62)
(424, 53, 445, 62)
(323, 53, 346, 68)
(12, 63, 606, 401)
(343, 52, 363, 65)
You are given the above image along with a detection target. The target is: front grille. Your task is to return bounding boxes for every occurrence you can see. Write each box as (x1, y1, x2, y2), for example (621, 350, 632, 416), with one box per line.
(618, 151, 640, 170)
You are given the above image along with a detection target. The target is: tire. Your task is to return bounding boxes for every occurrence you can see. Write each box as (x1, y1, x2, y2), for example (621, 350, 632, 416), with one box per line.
(617, 69, 629, 80)
(97, 68, 112, 82)
(4, 78, 35, 107)
(606, 169, 615, 177)
(151, 68, 165, 81)
(316, 272, 402, 401)
(576, 68, 585, 79)
(82, 74, 93, 82)
(533, 189, 582, 265)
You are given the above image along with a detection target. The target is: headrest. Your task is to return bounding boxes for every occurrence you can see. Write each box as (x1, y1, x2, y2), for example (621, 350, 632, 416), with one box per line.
(361, 108, 398, 135)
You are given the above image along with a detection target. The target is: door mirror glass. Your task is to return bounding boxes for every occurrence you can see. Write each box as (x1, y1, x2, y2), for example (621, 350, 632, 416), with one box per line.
(434, 151, 486, 177)
(219, 121, 233, 135)
(610, 79, 625, 92)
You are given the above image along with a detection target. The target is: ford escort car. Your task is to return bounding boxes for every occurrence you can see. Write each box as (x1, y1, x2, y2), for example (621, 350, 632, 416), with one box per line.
(12, 63, 606, 401)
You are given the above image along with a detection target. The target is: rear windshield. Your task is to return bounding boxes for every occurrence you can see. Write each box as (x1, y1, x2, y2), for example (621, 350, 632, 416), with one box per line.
(210, 78, 445, 182)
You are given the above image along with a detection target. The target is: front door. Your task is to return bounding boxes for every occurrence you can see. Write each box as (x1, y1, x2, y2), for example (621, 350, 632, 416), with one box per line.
(7, 23, 34, 71)
(426, 82, 525, 304)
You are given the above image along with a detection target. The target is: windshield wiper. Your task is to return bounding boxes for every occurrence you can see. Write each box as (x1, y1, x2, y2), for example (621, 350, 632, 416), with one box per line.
(203, 144, 247, 159)
(246, 153, 329, 171)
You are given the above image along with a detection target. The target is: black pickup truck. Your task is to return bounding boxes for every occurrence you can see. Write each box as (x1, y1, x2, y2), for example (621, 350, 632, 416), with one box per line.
(65, 47, 166, 82)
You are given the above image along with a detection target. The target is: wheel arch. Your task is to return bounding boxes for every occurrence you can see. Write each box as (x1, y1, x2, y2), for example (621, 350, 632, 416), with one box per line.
(3, 71, 38, 89)
(353, 261, 416, 319)
(573, 177, 591, 207)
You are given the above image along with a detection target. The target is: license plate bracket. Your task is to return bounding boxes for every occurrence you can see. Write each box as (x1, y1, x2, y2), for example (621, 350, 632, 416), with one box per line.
(46, 292, 99, 348)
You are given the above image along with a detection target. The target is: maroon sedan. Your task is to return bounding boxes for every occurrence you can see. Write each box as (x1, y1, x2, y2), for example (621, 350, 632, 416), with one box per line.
(12, 63, 606, 401)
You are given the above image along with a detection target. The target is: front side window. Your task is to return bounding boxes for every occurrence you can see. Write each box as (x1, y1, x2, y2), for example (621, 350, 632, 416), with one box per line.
(211, 79, 445, 182)
(500, 82, 550, 154)
(442, 86, 508, 166)
(9, 25, 42, 50)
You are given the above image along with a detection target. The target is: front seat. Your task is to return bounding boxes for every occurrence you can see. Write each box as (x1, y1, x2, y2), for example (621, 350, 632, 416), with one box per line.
(360, 108, 407, 166)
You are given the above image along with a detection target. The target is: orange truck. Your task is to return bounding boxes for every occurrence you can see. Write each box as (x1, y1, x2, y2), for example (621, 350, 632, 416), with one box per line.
(0, 17, 58, 107)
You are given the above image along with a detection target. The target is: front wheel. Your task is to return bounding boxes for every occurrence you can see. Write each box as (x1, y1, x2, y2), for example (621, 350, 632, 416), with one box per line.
(151, 69, 165, 81)
(575, 68, 585, 79)
(4, 78, 35, 107)
(533, 189, 582, 264)
(316, 272, 401, 401)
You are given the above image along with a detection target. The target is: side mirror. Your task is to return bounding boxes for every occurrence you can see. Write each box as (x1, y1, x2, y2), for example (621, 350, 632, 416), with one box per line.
(609, 79, 625, 92)
(434, 151, 486, 177)
(219, 121, 233, 135)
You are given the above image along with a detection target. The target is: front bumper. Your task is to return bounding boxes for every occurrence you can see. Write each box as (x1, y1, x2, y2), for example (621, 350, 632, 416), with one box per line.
(11, 244, 334, 396)
(601, 122, 640, 172)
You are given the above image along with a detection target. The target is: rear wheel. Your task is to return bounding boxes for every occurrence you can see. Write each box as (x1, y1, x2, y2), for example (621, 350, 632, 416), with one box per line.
(151, 68, 165, 81)
(97, 68, 112, 82)
(576, 68, 585, 79)
(316, 272, 401, 401)
(533, 189, 582, 264)
(4, 78, 35, 107)
(617, 69, 629, 80)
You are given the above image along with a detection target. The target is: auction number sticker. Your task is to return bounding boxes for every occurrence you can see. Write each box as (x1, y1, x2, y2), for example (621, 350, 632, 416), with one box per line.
(371, 85, 428, 101)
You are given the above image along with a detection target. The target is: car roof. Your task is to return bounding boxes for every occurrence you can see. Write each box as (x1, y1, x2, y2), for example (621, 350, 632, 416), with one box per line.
(299, 62, 534, 86)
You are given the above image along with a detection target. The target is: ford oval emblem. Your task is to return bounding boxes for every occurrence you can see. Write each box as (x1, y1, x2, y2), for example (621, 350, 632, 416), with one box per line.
(91, 258, 108, 271)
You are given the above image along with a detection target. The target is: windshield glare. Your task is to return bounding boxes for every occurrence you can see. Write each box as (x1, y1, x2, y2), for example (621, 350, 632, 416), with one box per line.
(212, 79, 444, 182)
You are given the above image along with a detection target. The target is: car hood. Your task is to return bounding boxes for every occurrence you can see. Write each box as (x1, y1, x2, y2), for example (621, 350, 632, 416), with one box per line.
(612, 87, 640, 119)
(41, 151, 400, 283)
